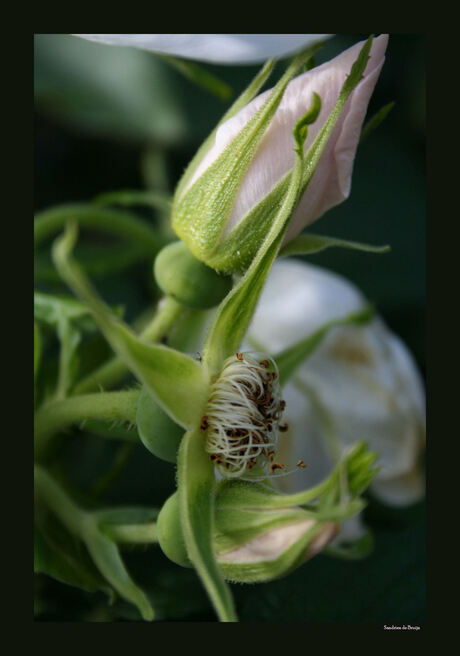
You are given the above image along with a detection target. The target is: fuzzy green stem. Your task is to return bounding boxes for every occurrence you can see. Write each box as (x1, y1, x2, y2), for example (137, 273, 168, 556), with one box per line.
(72, 296, 185, 395)
(100, 522, 158, 544)
(34, 204, 161, 253)
(34, 389, 140, 460)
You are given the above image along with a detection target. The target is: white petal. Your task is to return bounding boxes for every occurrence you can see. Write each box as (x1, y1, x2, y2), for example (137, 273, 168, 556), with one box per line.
(370, 465, 425, 506)
(72, 34, 333, 65)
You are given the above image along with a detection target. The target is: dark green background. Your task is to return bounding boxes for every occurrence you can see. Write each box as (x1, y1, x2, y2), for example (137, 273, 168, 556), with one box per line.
(34, 34, 426, 622)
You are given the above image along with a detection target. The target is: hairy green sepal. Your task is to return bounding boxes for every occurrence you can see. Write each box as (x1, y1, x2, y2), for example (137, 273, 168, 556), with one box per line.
(52, 223, 209, 429)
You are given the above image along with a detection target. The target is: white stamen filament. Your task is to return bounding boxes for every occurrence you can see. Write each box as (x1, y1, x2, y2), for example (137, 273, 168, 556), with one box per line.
(204, 353, 286, 479)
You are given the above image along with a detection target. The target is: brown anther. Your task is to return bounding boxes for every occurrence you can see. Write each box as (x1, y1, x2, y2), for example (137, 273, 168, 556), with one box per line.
(259, 359, 270, 369)
(270, 462, 285, 474)
(296, 460, 307, 468)
(200, 416, 208, 431)
(268, 450, 275, 462)
(236, 352, 244, 361)
(279, 423, 289, 432)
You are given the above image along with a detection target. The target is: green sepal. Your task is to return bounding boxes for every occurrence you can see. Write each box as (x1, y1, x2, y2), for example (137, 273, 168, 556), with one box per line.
(154, 241, 232, 309)
(174, 58, 275, 203)
(216, 442, 379, 511)
(177, 428, 237, 622)
(360, 101, 395, 142)
(275, 305, 375, 385)
(214, 506, 308, 553)
(136, 386, 185, 463)
(202, 36, 375, 274)
(201, 93, 316, 376)
(160, 54, 233, 101)
(172, 46, 322, 270)
(51, 223, 210, 430)
(278, 233, 390, 258)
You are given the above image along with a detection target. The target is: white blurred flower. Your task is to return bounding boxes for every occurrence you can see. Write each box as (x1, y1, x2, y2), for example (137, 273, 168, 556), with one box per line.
(72, 34, 333, 65)
(246, 259, 425, 541)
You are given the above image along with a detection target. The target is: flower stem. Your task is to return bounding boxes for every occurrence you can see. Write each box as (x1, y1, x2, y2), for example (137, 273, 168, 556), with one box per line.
(99, 521, 158, 544)
(34, 389, 140, 460)
(34, 203, 161, 252)
(72, 296, 185, 395)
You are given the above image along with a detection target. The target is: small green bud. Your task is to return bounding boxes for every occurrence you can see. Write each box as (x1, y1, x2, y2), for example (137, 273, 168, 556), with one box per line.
(157, 492, 192, 568)
(136, 387, 184, 463)
(154, 241, 232, 309)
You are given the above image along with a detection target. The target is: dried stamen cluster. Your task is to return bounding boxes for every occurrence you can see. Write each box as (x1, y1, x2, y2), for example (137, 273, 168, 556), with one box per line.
(203, 352, 287, 479)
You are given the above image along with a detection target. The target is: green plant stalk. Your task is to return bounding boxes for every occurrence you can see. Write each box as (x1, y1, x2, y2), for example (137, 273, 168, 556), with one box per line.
(34, 389, 140, 460)
(100, 522, 158, 544)
(34, 204, 161, 252)
(73, 296, 185, 395)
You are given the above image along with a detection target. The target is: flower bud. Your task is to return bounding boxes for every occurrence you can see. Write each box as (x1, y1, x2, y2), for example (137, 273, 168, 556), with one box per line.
(156, 490, 339, 582)
(156, 491, 191, 568)
(154, 241, 232, 309)
(172, 36, 387, 274)
(247, 259, 425, 510)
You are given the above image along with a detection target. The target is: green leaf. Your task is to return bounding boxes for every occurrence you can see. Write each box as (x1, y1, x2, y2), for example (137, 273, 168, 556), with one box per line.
(275, 305, 375, 384)
(160, 54, 233, 101)
(278, 233, 391, 258)
(177, 428, 237, 622)
(136, 386, 185, 462)
(84, 523, 154, 620)
(34, 515, 112, 598)
(360, 101, 395, 142)
(34, 465, 154, 620)
(51, 223, 210, 429)
(34, 291, 101, 330)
